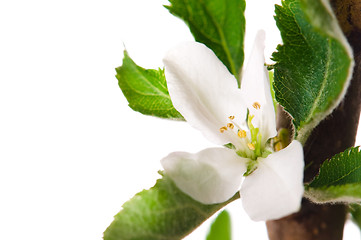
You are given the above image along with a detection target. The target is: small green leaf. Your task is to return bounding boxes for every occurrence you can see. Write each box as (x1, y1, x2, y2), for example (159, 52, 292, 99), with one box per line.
(273, 0, 353, 144)
(206, 210, 232, 240)
(309, 147, 361, 187)
(165, 0, 246, 86)
(305, 147, 361, 203)
(104, 172, 239, 240)
(116, 51, 184, 120)
(349, 204, 361, 231)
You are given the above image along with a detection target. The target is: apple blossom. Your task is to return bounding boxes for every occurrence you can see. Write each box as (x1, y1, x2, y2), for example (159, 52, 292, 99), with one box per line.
(161, 31, 304, 221)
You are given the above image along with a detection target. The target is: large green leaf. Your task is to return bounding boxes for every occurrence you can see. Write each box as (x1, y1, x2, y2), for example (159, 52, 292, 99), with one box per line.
(116, 51, 183, 120)
(305, 147, 361, 203)
(273, 0, 353, 144)
(165, 0, 246, 86)
(206, 210, 232, 240)
(104, 173, 239, 240)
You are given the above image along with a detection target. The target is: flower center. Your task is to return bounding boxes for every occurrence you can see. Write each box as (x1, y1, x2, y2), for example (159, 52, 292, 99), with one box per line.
(219, 102, 266, 160)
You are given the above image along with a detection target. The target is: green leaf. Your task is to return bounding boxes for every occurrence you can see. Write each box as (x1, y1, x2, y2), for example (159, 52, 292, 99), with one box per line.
(104, 172, 239, 240)
(206, 210, 232, 240)
(349, 204, 361, 231)
(305, 147, 361, 203)
(273, 0, 353, 144)
(165, 0, 245, 86)
(116, 51, 184, 120)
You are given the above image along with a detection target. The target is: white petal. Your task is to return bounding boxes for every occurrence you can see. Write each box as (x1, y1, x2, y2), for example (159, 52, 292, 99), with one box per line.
(161, 148, 247, 204)
(163, 42, 247, 146)
(240, 141, 304, 221)
(240, 30, 277, 143)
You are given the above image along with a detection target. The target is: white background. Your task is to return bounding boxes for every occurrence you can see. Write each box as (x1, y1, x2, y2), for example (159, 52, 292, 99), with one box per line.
(0, 0, 360, 239)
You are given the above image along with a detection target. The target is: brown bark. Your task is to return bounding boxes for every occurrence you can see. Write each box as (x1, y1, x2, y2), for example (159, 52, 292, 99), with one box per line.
(266, 1, 361, 239)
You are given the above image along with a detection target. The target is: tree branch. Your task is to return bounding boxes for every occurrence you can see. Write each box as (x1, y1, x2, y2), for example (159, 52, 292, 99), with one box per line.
(266, 1, 361, 239)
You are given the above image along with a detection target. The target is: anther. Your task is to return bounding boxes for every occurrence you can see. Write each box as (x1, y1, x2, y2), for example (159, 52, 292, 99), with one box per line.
(229, 116, 235, 120)
(238, 130, 247, 138)
(227, 123, 234, 129)
(252, 102, 261, 109)
(219, 126, 227, 133)
(247, 143, 256, 150)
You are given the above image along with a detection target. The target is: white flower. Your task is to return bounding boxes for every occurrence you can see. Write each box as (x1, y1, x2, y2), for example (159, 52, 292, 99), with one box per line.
(161, 31, 304, 221)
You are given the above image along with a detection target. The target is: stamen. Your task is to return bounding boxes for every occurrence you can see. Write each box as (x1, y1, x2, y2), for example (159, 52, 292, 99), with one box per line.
(219, 126, 227, 133)
(227, 123, 234, 129)
(228, 116, 243, 132)
(238, 130, 247, 138)
(252, 102, 261, 109)
(247, 143, 256, 150)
